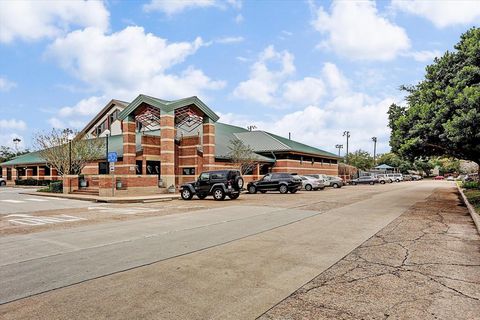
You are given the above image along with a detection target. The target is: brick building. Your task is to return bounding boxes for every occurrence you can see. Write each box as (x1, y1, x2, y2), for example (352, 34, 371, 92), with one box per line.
(1, 94, 340, 196)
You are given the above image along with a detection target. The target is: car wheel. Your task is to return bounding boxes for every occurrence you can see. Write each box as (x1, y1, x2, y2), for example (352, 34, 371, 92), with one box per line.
(228, 193, 240, 200)
(0, 181, 5, 186)
(181, 188, 193, 200)
(380, 180, 386, 184)
(305, 184, 312, 191)
(353, 182, 357, 185)
(290, 188, 298, 194)
(370, 181, 375, 185)
(235, 177, 244, 189)
(332, 183, 339, 188)
(197, 193, 207, 200)
(279, 184, 288, 194)
(213, 188, 226, 201)
(248, 185, 257, 194)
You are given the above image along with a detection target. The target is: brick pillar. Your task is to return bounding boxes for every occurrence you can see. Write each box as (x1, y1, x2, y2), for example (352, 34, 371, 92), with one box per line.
(38, 166, 45, 180)
(202, 117, 215, 170)
(122, 115, 136, 175)
(160, 111, 175, 187)
(26, 168, 32, 178)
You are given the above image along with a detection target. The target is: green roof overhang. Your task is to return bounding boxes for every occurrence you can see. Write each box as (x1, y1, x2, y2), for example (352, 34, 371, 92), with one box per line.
(118, 94, 220, 122)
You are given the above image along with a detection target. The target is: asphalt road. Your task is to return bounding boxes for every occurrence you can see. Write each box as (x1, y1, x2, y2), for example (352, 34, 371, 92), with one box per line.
(0, 181, 452, 319)
(0, 188, 93, 215)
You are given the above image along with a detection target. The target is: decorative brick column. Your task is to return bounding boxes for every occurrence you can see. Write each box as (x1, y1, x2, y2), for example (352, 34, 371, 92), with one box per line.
(121, 114, 136, 175)
(202, 117, 216, 170)
(38, 166, 45, 180)
(160, 111, 175, 187)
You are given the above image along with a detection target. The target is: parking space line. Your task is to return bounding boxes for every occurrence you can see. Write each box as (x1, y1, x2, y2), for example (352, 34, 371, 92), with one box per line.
(24, 198, 48, 202)
(1, 200, 25, 203)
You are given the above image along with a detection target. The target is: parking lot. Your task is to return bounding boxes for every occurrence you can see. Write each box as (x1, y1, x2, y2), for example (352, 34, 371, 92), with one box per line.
(0, 181, 435, 236)
(0, 180, 459, 319)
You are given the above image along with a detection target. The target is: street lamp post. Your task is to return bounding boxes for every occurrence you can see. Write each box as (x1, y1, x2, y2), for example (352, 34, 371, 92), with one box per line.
(104, 129, 114, 196)
(335, 144, 343, 157)
(372, 137, 377, 165)
(12, 137, 21, 156)
(343, 131, 350, 164)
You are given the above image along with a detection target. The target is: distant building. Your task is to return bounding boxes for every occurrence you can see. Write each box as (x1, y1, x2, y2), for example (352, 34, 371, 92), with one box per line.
(1, 94, 340, 196)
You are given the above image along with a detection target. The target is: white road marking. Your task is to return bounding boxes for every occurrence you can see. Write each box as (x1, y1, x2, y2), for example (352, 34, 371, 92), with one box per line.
(88, 206, 159, 215)
(24, 198, 48, 202)
(1, 200, 25, 203)
(6, 214, 87, 226)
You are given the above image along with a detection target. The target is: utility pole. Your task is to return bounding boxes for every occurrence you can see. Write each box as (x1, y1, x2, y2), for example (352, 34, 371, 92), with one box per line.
(372, 137, 377, 165)
(343, 131, 350, 164)
(335, 144, 343, 157)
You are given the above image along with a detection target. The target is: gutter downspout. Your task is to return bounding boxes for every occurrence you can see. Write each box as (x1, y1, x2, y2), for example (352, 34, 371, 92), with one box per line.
(270, 151, 277, 171)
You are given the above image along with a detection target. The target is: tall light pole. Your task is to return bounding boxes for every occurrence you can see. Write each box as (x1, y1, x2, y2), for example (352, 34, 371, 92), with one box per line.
(372, 137, 377, 165)
(12, 137, 21, 156)
(343, 131, 350, 164)
(104, 129, 111, 170)
(335, 144, 343, 157)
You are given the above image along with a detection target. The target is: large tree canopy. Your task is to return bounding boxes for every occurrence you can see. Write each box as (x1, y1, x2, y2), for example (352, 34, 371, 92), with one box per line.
(389, 27, 480, 173)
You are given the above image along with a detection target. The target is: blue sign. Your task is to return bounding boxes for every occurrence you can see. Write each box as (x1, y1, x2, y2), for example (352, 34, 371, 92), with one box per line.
(108, 152, 118, 163)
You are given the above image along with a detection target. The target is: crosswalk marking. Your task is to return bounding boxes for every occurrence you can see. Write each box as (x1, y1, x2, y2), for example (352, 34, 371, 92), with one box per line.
(1, 200, 25, 203)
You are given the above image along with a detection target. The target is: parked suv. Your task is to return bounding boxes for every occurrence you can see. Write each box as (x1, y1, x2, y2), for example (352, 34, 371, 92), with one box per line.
(387, 173, 404, 182)
(180, 170, 244, 201)
(247, 173, 302, 194)
(351, 176, 378, 185)
(0, 177, 6, 186)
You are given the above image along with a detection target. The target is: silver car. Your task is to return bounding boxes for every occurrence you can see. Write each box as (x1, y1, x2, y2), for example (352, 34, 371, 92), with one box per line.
(324, 175, 344, 188)
(300, 175, 325, 191)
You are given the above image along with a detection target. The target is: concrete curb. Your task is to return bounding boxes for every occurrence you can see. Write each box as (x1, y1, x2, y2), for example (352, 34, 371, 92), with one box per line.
(457, 185, 480, 235)
(20, 191, 180, 203)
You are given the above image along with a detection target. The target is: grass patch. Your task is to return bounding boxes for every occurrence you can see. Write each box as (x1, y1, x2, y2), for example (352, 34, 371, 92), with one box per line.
(464, 189, 480, 214)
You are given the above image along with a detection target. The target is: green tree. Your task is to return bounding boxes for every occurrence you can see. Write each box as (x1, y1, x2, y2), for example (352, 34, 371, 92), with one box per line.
(388, 27, 480, 176)
(346, 150, 374, 171)
(0, 146, 29, 163)
(227, 138, 259, 175)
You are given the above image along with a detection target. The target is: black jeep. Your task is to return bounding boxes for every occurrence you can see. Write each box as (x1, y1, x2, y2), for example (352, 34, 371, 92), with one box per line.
(180, 170, 244, 201)
(247, 173, 302, 194)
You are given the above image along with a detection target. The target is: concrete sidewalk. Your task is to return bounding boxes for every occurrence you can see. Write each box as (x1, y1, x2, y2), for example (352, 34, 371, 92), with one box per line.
(260, 187, 480, 320)
(20, 191, 180, 203)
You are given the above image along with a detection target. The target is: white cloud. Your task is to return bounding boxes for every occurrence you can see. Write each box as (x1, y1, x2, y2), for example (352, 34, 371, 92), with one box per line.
(0, 76, 17, 92)
(406, 50, 442, 62)
(282, 77, 326, 106)
(215, 36, 244, 44)
(0, 0, 109, 43)
(235, 13, 244, 24)
(220, 94, 394, 154)
(58, 96, 106, 118)
(392, 0, 480, 28)
(47, 26, 225, 128)
(47, 26, 224, 99)
(0, 119, 27, 130)
(143, 0, 216, 14)
(321, 63, 349, 93)
(233, 45, 295, 105)
(312, 1, 410, 61)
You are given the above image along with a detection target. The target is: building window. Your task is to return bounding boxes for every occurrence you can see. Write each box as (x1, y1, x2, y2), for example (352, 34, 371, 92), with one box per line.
(99, 162, 108, 175)
(182, 167, 195, 175)
(146, 160, 160, 176)
(136, 160, 143, 175)
(32, 167, 38, 176)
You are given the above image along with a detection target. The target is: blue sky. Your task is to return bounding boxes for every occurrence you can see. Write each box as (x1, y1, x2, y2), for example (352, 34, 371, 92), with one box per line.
(0, 0, 479, 155)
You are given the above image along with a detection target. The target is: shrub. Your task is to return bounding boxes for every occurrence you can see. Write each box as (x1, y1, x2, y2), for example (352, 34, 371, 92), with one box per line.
(49, 181, 63, 193)
(15, 179, 52, 186)
(463, 181, 479, 190)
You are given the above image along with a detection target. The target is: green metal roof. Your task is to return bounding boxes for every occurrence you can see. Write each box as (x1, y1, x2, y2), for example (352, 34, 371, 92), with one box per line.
(214, 122, 275, 163)
(118, 94, 220, 122)
(266, 132, 340, 159)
